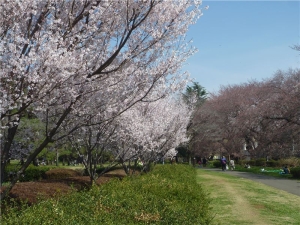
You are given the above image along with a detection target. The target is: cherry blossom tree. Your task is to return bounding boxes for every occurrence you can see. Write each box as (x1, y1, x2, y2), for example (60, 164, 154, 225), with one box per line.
(66, 118, 118, 184)
(0, 0, 205, 199)
(197, 82, 280, 159)
(191, 87, 243, 159)
(257, 69, 300, 157)
(110, 94, 192, 172)
(191, 69, 300, 161)
(64, 93, 191, 182)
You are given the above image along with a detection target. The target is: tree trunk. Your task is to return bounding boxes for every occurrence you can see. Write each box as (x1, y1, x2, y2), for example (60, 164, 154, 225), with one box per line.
(56, 149, 59, 166)
(1, 101, 76, 201)
(1, 124, 19, 184)
(0, 136, 52, 201)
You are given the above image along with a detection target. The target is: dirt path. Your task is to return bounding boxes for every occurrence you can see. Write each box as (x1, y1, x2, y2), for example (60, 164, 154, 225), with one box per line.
(199, 173, 273, 225)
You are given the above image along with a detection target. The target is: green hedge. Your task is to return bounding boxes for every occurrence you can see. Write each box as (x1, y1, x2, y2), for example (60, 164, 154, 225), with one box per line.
(5, 164, 53, 182)
(279, 157, 300, 167)
(265, 160, 280, 167)
(290, 167, 300, 179)
(239, 158, 299, 168)
(4, 164, 20, 181)
(19, 165, 51, 182)
(2, 164, 215, 225)
(212, 160, 221, 168)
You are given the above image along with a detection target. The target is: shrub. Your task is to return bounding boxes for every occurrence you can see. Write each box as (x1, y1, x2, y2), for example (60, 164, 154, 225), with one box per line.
(45, 168, 81, 180)
(240, 159, 277, 167)
(289, 167, 300, 179)
(237, 160, 249, 166)
(5, 164, 52, 182)
(254, 158, 266, 166)
(4, 164, 21, 182)
(247, 160, 255, 166)
(279, 157, 300, 167)
(2, 164, 215, 225)
(266, 160, 280, 167)
(19, 165, 52, 182)
(212, 160, 221, 168)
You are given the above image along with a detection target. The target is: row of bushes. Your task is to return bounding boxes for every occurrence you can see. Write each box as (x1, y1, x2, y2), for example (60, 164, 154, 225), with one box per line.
(290, 167, 300, 179)
(2, 164, 215, 225)
(211, 157, 300, 168)
(238, 158, 300, 167)
(211, 158, 300, 179)
(4, 164, 96, 182)
(4, 164, 54, 182)
(4, 163, 139, 183)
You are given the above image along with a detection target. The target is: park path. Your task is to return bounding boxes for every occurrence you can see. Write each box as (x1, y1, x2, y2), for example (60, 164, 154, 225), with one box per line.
(201, 168, 300, 196)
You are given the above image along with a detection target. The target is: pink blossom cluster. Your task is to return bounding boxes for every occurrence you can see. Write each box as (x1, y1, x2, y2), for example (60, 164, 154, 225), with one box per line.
(0, 0, 205, 193)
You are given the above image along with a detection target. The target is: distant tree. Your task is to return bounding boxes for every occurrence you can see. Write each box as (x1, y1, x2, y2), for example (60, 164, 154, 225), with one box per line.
(182, 82, 208, 163)
(258, 69, 300, 157)
(189, 69, 300, 160)
(183, 82, 208, 107)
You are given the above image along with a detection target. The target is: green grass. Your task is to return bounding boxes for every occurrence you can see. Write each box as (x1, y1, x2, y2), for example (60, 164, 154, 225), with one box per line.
(1, 164, 215, 225)
(234, 165, 295, 179)
(197, 169, 300, 225)
(3, 163, 299, 224)
(206, 160, 296, 179)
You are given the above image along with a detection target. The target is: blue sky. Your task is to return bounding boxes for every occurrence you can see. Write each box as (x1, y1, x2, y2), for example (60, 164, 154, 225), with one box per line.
(184, 0, 300, 94)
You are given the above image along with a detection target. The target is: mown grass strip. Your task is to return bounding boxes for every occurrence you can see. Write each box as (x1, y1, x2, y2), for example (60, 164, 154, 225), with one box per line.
(196, 169, 300, 225)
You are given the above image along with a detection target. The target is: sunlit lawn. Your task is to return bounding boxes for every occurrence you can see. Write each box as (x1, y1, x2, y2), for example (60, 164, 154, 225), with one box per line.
(197, 169, 300, 225)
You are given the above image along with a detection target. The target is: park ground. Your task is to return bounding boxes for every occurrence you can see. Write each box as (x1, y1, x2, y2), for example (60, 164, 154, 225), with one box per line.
(1, 166, 300, 224)
(0, 169, 128, 205)
(197, 168, 300, 225)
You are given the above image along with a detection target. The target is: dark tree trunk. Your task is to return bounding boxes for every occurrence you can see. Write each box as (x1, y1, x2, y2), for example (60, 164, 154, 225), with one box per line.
(1, 124, 19, 184)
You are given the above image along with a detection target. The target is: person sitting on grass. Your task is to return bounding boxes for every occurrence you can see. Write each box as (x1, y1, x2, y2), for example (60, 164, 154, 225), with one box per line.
(280, 165, 290, 174)
(244, 163, 251, 169)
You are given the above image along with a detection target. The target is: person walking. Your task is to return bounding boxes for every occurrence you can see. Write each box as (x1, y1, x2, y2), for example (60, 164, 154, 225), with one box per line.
(220, 156, 227, 171)
(202, 157, 207, 167)
(198, 159, 202, 167)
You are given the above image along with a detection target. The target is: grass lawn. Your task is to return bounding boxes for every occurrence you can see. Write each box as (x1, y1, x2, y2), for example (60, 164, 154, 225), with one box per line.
(234, 165, 294, 179)
(196, 169, 300, 225)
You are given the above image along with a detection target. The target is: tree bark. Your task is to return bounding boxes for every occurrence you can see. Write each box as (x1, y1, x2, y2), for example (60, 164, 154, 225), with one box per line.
(1, 123, 19, 184)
